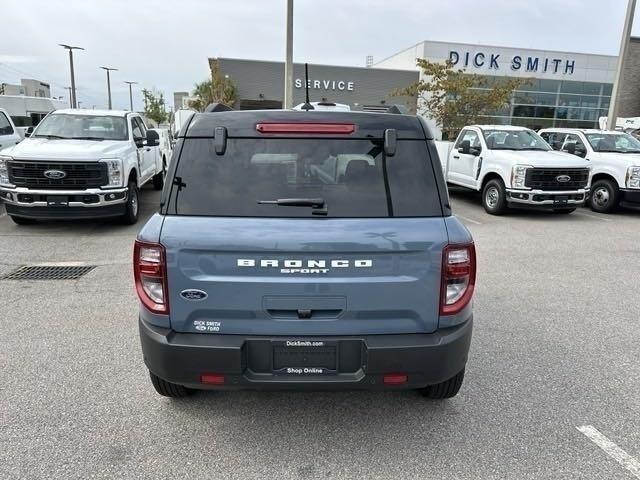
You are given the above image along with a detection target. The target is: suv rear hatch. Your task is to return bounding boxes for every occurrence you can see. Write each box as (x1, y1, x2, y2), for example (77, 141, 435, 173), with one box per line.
(160, 112, 449, 336)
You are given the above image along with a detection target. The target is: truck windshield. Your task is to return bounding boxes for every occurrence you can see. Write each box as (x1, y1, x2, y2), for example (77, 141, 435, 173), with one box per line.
(585, 132, 640, 153)
(482, 129, 551, 151)
(165, 138, 442, 218)
(33, 114, 128, 141)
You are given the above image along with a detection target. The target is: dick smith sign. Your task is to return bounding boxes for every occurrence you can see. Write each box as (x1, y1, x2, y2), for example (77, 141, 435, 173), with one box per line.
(295, 78, 355, 91)
(449, 50, 576, 75)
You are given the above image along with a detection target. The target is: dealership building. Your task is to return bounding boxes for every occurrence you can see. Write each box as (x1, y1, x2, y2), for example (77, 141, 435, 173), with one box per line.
(208, 58, 418, 112)
(375, 40, 620, 136)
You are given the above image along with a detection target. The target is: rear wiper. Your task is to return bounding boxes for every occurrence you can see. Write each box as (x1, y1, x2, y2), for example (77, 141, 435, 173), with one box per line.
(258, 198, 328, 215)
(33, 134, 68, 139)
(71, 136, 105, 141)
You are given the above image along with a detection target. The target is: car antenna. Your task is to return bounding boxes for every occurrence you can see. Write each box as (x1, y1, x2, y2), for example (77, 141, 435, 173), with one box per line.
(301, 63, 314, 111)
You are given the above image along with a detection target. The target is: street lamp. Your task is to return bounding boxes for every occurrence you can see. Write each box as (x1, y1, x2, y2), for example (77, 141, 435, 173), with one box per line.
(124, 81, 138, 111)
(59, 44, 84, 108)
(100, 66, 118, 109)
(64, 87, 72, 108)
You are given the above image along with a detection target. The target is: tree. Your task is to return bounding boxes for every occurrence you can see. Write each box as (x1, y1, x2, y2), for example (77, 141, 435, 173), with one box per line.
(142, 88, 168, 125)
(188, 63, 237, 112)
(395, 59, 530, 139)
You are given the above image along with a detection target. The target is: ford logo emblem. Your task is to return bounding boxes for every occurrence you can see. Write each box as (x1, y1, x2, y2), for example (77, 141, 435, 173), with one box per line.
(180, 289, 208, 301)
(44, 169, 67, 180)
(556, 175, 571, 183)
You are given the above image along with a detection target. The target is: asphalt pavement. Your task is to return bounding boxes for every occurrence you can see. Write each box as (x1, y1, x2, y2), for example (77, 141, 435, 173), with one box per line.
(1, 186, 639, 479)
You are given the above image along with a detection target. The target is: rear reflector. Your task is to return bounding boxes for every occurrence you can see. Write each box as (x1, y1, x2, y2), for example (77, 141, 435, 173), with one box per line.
(200, 373, 225, 385)
(383, 373, 408, 385)
(256, 123, 355, 134)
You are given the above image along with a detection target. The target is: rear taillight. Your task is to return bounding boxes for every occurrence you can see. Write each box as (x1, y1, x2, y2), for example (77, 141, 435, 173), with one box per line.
(440, 243, 476, 316)
(134, 240, 169, 315)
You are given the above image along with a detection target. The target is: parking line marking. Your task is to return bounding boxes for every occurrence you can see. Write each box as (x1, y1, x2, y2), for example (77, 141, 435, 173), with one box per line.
(577, 425, 640, 479)
(456, 215, 482, 225)
(575, 211, 612, 222)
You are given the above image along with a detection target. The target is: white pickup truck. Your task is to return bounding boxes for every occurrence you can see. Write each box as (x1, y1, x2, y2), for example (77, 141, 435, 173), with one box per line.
(0, 108, 23, 152)
(0, 109, 169, 225)
(539, 128, 640, 213)
(443, 125, 591, 215)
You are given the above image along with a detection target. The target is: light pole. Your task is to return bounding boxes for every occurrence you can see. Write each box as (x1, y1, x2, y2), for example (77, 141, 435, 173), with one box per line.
(124, 81, 138, 111)
(100, 66, 118, 109)
(64, 87, 72, 108)
(59, 44, 84, 108)
(607, 0, 637, 130)
(283, 0, 294, 109)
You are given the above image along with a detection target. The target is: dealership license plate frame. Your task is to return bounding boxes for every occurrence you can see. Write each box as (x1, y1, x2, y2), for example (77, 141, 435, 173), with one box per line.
(47, 195, 69, 207)
(272, 340, 338, 375)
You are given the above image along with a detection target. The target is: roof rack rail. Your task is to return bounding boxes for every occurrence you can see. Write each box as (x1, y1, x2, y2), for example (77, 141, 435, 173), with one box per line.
(204, 103, 234, 113)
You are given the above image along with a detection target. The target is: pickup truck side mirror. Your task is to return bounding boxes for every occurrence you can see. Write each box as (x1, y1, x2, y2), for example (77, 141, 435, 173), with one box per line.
(458, 140, 470, 155)
(146, 130, 160, 147)
(566, 142, 576, 155)
(25, 126, 34, 138)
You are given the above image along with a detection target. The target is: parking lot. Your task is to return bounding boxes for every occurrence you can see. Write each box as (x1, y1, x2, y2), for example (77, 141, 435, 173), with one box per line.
(1, 187, 639, 480)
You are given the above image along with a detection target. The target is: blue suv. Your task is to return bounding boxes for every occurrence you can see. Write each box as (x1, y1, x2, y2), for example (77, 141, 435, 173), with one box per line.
(135, 109, 475, 399)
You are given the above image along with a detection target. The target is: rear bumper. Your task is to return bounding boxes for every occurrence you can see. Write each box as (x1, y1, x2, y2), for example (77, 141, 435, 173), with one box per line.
(506, 188, 588, 208)
(139, 317, 473, 390)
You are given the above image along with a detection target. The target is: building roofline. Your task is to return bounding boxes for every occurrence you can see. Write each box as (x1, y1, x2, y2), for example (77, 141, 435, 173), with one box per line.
(210, 57, 419, 74)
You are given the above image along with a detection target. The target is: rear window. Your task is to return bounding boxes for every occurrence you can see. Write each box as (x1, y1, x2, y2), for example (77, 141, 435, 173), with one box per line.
(165, 138, 442, 217)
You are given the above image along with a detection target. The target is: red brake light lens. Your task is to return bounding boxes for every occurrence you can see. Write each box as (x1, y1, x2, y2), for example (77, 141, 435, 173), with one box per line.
(256, 123, 355, 134)
(134, 240, 169, 315)
(440, 243, 476, 315)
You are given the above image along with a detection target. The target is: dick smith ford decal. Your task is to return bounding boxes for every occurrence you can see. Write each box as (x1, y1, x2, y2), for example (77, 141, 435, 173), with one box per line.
(237, 258, 372, 274)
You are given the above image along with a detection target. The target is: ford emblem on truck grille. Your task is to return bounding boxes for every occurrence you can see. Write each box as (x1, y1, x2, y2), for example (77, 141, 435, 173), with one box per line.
(556, 175, 571, 183)
(180, 289, 208, 301)
(44, 169, 67, 180)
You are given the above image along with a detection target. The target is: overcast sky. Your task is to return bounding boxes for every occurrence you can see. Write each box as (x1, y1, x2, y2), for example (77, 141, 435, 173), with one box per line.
(1, 0, 639, 110)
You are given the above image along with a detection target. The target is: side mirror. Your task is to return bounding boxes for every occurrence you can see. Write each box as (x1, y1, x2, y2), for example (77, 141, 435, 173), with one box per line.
(25, 126, 34, 138)
(566, 142, 576, 155)
(458, 140, 470, 154)
(146, 129, 159, 147)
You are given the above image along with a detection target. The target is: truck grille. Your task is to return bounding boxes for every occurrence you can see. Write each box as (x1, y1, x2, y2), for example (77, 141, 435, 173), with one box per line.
(8, 161, 108, 190)
(525, 168, 590, 191)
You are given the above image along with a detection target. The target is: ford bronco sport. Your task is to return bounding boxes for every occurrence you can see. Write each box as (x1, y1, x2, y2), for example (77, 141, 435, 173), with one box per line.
(135, 109, 475, 399)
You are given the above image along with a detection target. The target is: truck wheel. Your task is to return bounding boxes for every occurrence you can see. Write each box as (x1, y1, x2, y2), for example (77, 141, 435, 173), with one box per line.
(10, 215, 37, 225)
(152, 158, 166, 191)
(419, 368, 465, 399)
(590, 179, 619, 213)
(553, 208, 576, 214)
(482, 179, 508, 215)
(149, 372, 193, 398)
(121, 180, 140, 225)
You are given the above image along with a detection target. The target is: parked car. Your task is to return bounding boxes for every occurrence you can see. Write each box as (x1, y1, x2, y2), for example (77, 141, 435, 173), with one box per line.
(443, 125, 591, 215)
(136, 109, 475, 399)
(0, 109, 165, 225)
(539, 128, 640, 213)
(0, 108, 23, 152)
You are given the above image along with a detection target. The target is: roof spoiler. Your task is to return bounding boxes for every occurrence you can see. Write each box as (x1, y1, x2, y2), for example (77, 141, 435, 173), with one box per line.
(204, 103, 233, 113)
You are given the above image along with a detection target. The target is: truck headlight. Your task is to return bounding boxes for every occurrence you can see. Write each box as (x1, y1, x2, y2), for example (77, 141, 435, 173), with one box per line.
(0, 155, 13, 187)
(627, 166, 640, 189)
(101, 159, 123, 188)
(511, 165, 532, 189)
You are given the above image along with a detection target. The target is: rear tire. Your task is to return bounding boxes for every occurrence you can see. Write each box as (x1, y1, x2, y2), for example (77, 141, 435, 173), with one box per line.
(149, 371, 193, 398)
(590, 179, 619, 213)
(419, 368, 465, 399)
(152, 158, 166, 190)
(121, 180, 140, 225)
(10, 215, 37, 225)
(482, 179, 508, 215)
(553, 208, 576, 214)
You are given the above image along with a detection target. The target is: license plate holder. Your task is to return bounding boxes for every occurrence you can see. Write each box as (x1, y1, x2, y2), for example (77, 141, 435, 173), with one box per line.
(272, 340, 338, 375)
(553, 195, 569, 206)
(47, 196, 69, 207)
